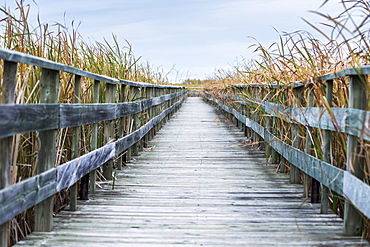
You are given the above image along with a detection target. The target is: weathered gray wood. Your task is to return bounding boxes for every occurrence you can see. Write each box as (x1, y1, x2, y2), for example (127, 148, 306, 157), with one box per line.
(70, 75, 82, 210)
(0, 104, 59, 138)
(0, 60, 17, 247)
(116, 84, 126, 170)
(344, 75, 367, 236)
(0, 91, 185, 138)
(289, 87, 303, 184)
(35, 68, 59, 232)
(131, 86, 140, 156)
(303, 87, 313, 199)
(343, 171, 370, 222)
(260, 100, 370, 141)
(321, 79, 333, 214)
(14, 98, 368, 246)
(103, 84, 116, 180)
(0, 48, 185, 90)
(60, 104, 117, 128)
(90, 80, 100, 194)
(56, 143, 116, 191)
(0, 169, 57, 225)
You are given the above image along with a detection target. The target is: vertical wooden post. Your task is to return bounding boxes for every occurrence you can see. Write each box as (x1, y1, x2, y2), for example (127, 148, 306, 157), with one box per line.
(265, 89, 273, 165)
(344, 74, 367, 235)
(0, 61, 17, 247)
(76, 76, 89, 201)
(126, 86, 132, 162)
(103, 83, 116, 180)
(70, 75, 82, 210)
(148, 87, 155, 141)
(304, 86, 313, 198)
(321, 79, 333, 213)
(35, 68, 59, 232)
(90, 80, 100, 194)
(116, 83, 126, 170)
(310, 83, 320, 203)
(143, 87, 150, 148)
(252, 87, 259, 145)
(139, 87, 144, 152)
(290, 86, 303, 184)
(270, 88, 278, 165)
(131, 86, 140, 156)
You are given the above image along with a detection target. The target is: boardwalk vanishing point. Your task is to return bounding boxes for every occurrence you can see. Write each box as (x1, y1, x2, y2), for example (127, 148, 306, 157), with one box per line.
(15, 97, 368, 246)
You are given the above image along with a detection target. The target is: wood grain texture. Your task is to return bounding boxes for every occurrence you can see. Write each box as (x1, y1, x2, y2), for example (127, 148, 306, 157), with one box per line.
(56, 143, 116, 191)
(35, 68, 59, 232)
(1, 60, 17, 247)
(0, 169, 57, 225)
(0, 104, 59, 138)
(0, 91, 187, 138)
(0, 48, 184, 89)
(14, 98, 368, 246)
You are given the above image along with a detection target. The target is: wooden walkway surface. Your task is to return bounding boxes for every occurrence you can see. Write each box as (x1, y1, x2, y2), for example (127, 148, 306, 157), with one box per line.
(16, 97, 368, 246)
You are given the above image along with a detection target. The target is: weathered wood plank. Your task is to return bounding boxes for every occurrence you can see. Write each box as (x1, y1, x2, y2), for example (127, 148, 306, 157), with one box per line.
(0, 91, 186, 138)
(60, 104, 117, 128)
(0, 169, 57, 225)
(0, 48, 184, 90)
(260, 100, 370, 141)
(0, 104, 59, 138)
(56, 143, 115, 191)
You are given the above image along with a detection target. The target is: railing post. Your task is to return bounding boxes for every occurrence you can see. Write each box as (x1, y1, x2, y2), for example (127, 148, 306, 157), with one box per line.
(35, 68, 59, 232)
(70, 75, 82, 210)
(321, 79, 333, 212)
(304, 85, 313, 198)
(139, 87, 144, 152)
(290, 86, 304, 184)
(103, 83, 116, 180)
(0, 61, 17, 247)
(147, 87, 155, 141)
(126, 86, 132, 161)
(131, 86, 140, 156)
(264, 89, 273, 165)
(76, 76, 89, 201)
(143, 87, 150, 148)
(344, 74, 367, 235)
(90, 80, 100, 194)
(116, 83, 126, 170)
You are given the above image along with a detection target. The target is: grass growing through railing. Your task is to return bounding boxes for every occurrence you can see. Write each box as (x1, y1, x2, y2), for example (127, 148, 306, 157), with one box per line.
(204, 0, 370, 240)
(0, 1, 169, 245)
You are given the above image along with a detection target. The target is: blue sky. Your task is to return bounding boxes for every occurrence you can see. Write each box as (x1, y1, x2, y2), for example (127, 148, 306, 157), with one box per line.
(3, 0, 343, 82)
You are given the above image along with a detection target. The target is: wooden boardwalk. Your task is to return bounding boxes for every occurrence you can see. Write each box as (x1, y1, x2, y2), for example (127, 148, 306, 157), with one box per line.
(16, 97, 368, 246)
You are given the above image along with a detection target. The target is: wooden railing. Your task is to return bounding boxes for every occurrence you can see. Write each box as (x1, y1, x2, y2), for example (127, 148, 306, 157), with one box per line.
(186, 87, 203, 97)
(204, 67, 370, 236)
(0, 48, 186, 246)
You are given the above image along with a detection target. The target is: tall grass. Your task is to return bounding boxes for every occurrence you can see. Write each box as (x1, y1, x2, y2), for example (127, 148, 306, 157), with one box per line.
(205, 0, 370, 240)
(0, 1, 169, 245)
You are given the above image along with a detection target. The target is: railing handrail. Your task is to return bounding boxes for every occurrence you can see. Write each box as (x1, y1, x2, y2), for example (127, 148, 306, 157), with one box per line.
(0, 48, 183, 89)
(204, 67, 370, 236)
(0, 48, 187, 240)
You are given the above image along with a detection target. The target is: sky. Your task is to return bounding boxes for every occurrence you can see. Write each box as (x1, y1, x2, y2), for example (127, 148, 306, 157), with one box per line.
(3, 0, 344, 82)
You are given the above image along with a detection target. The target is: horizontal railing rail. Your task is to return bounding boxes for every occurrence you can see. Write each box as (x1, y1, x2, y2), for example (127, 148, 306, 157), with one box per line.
(204, 66, 370, 236)
(0, 48, 186, 245)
